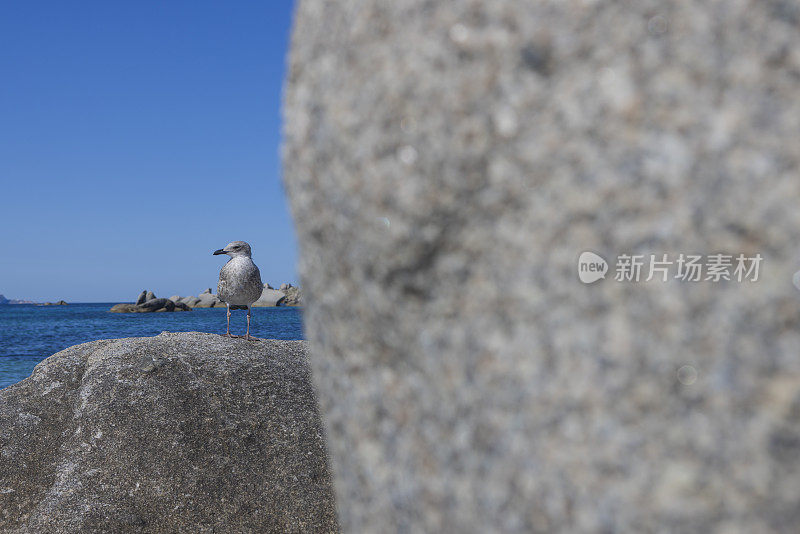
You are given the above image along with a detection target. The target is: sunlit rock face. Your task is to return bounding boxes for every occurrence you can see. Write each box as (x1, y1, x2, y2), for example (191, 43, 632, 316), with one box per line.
(0, 333, 338, 533)
(284, 0, 800, 532)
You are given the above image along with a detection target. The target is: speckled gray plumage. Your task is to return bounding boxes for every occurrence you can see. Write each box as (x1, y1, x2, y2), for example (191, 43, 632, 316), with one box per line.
(217, 257, 263, 306)
(216, 241, 263, 307)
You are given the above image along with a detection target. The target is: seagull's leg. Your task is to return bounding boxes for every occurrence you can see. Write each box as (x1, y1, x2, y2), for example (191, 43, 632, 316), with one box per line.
(226, 304, 232, 337)
(246, 306, 252, 341)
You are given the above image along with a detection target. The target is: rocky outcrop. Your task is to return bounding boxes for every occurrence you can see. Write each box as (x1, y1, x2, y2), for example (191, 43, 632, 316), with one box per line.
(136, 298, 174, 312)
(42, 300, 67, 306)
(0, 332, 338, 533)
(0, 295, 38, 305)
(193, 289, 226, 308)
(109, 299, 191, 313)
(281, 285, 302, 306)
(252, 284, 301, 307)
(109, 303, 137, 313)
(284, 1, 800, 532)
(252, 287, 287, 307)
(110, 293, 191, 313)
(116, 286, 300, 312)
(180, 296, 201, 307)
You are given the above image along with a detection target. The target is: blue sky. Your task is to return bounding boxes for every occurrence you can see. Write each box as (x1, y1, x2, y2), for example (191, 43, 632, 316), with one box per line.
(0, 1, 297, 302)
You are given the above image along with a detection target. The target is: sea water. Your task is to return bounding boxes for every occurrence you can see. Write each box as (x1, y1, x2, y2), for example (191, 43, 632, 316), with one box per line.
(0, 303, 304, 389)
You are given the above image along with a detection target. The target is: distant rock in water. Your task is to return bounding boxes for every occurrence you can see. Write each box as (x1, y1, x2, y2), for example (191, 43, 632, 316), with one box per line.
(42, 300, 67, 306)
(110, 294, 191, 313)
(0, 295, 38, 304)
(252, 286, 287, 307)
(254, 284, 301, 307)
(282, 285, 302, 306)
(194, 291, 225, 308)
(109, 303, 137, 313)
(180, 296, 201, 307)
(137, 298, 175, 312)
(113, 285, 300, 312)
(145, 290, 156, 302)
(0, 332, 337, 532)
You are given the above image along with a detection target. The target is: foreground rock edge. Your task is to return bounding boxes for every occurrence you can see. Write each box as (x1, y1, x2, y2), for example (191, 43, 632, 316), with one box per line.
(0, 332, 338, 533)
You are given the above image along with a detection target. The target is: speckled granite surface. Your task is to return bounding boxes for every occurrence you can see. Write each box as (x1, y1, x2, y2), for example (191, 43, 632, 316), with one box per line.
(284, 1, 800, 532)
(0, 332, 338, 533)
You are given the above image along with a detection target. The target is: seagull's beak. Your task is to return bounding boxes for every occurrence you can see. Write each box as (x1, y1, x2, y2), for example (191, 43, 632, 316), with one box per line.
(213, 249, 226, 255)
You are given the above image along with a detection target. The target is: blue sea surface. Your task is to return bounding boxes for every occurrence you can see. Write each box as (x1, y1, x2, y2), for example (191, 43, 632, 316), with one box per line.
(0, 303, 304, 390)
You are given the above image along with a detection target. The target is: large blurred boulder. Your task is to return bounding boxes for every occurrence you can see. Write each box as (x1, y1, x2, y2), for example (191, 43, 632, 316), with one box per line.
(144, 291, 156, 302)
(0, 332, 338, 533)
(135, 291, 147, 305)
(285, 0, 800, 532)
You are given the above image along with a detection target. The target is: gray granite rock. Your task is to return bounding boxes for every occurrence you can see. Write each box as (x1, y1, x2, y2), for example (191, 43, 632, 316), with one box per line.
(252, 287, 287, 307)
(109, 299, 191, 313)
(168, 295, 181, 303)
(109, 303, 136, 313)
(136, 298, 174, 312)
(180, 296, 201, 307)
(144, 291, 156, 302)
(0, 332, 338, 533)
(282, 286, 302, 306)
(193, 292, 220, 308)
(135, 291, 147, 306)
(172, 301, 191, 312)
(284, 1, 800, 532)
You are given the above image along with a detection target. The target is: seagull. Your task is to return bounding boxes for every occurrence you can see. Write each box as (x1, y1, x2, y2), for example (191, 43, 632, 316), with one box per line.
(213, 241, 263, 340)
